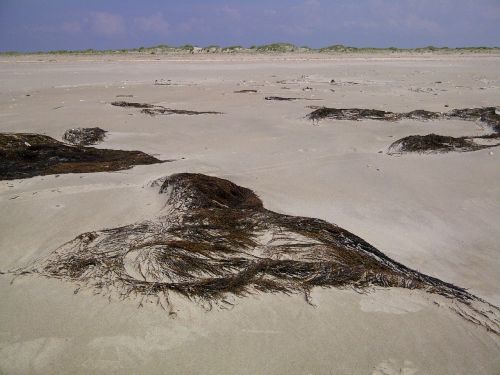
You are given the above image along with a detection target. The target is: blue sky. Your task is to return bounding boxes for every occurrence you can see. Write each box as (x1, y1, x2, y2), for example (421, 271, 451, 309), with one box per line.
(0, 0, 499, 52)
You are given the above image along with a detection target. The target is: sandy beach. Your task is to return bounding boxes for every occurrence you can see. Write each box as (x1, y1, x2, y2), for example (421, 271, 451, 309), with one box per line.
(1, 52, 499, 374)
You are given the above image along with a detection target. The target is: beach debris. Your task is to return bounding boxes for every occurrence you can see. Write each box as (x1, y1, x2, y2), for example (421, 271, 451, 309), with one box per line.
(265, 96, 321, 101)
(234, 89, 258, 93)
(8, 173, 500, 333)
(154, 79, 171, 85)
(111, 101, 223, 116)
(308, 108, 400, 121)
(409, 87, 446, 94)
(387, 134, 496, 155)
(341, 81, 359, 85)
(111, 101, 154, 109)
(142, 108, 223, 116)
(404, 109, 441, 120)
(153, 79, 197, 86)
(308, 108, 451, 122)
(0, 133, 166, 180)
(62, 127, 107, 146)
(265, 96, 301, 101)
(308, 106, 500, 154)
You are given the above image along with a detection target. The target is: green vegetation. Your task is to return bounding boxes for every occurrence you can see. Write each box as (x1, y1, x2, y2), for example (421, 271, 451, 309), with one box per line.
(1, 43, 499, 55)
(221, 45, 244, 52)
(252, 43, 298, 52)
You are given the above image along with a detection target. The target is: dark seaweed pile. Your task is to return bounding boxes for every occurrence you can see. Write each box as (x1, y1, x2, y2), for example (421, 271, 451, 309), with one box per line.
(308, 106, 500, 154)
(308, 108, 401, 121)
(388, 134, 498, 154)
(111, 101, 223, 116)
(265, 96, 320, 101)
(12, 173, 500, 333)
(234, 89, 258, 93)
(0, 133, 164, 180)
(307, 106, 499, 124)
(62, 127, 107, 146)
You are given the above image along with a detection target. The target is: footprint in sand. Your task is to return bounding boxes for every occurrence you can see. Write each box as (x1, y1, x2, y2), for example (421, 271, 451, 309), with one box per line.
(372, 359, 419, 375)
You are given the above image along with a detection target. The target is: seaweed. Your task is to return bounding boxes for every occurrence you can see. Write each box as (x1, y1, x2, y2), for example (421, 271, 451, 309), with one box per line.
(0, 133, 165, 180)
(141, 108, 222, 116)
(154, 79, 172, 85)
(308, 106, 500, 154)
(308, 108, 400, 121)
(111, 101, 154, 109)
(405, 110, 441, 120)
(265, 96, 321, 101)
(387, 134, 495, 154)
(9, 173, 500, 333)
(62, 127, 107, 146)
(111, 101, 223, 116)
(234, 89, 258, 93)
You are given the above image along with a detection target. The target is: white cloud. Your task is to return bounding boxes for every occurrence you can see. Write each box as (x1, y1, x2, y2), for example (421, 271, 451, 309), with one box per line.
(89, 12, 125, 36)
(134, 13, 169, 34)
(220, 6, 241, 19)
(61, 21, 82, 34)
(303, 0, 321, 7)
(23, 24, 58, 33)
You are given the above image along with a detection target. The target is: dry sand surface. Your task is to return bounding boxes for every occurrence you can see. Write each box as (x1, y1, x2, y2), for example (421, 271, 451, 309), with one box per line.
(1, 53, 499, 374)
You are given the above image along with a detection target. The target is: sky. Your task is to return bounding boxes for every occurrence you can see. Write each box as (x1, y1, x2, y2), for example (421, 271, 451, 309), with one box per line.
(0, 0, 499, 52)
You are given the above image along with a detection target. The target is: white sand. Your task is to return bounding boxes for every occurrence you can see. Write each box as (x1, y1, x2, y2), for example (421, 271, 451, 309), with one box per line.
(1, 53, 499, 374)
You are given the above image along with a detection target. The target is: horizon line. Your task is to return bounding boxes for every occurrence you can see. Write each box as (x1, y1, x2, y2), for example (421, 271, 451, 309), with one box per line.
(2, 43, 500, 55)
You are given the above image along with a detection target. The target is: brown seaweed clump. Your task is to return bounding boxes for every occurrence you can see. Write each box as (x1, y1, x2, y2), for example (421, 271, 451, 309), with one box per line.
(62, 127, 107, 146)
(387, 134, 497, 155)
(265, 96, 320, 101)
(308, 106, 500, 154)
(308, 108, 401, 121)
(234, 89, 258, 94)
(0, 133, 165, 180)
(10, 173, 500, 333)
(307, 106, 499, 125)
(111, 101, 223, 116)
